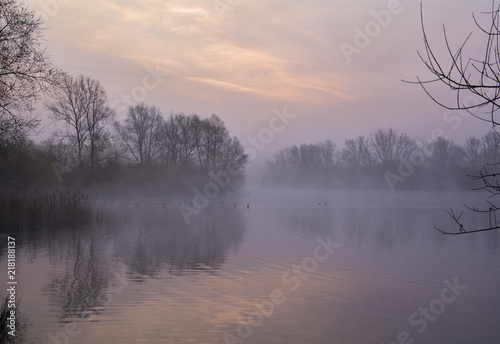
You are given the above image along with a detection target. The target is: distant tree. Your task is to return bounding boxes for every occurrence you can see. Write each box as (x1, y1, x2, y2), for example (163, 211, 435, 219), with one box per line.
(463, 137, 482, 170)
(340, 136, 373, 167)
(47, 74, 114, 168)
(115, 103, 164, 165)
(369, 128, 417, 166)
(480, 131, 500, 164)
(299, 140, 336, 171)
(266, 145, 300, 176)
(0, 0, 59, 153)
(265, 140, 336, 187)
(426, 137, 465, 171)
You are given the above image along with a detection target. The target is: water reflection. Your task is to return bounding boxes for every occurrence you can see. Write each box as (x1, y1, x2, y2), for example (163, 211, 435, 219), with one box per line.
(1, 191, 499, 344)
(115, 207, 246, 276)
(46, 237, 110, 320)
(40, 206, 246, 321)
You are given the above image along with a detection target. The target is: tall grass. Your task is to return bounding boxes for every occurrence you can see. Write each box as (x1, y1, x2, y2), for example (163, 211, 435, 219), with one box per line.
(0, 296, 8, 344)
(0, 295, 26, 344)
(0, 190, 105, 231)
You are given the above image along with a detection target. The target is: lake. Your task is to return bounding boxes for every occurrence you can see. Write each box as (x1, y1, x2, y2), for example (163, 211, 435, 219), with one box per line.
(2, 189, 500, 344)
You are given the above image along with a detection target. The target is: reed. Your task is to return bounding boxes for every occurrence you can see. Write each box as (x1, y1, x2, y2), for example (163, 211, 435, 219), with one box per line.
(0, 295, 9, 343)
(0, 294, 25, 344)
(0, 190, 99, 231)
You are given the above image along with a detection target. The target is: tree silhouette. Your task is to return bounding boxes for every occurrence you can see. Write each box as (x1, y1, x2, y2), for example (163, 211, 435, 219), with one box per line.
(47, 74, 114, 168)
(0, 0, 59, 155)
(411, 2, 500, 234)
(114, 103, 164, 165)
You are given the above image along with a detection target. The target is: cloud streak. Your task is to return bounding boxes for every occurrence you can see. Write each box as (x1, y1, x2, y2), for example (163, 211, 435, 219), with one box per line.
(25, 0, 497, 149)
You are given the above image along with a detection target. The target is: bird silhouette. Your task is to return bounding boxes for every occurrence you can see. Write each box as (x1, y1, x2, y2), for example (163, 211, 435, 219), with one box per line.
(247, 203, 250, 209)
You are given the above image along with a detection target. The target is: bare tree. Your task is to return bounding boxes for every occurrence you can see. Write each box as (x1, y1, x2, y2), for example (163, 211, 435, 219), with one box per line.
(47, 74, 114, 168)
(412, 2, 500, 234)
(426, 136, 465, 171)
(156, 112, 247, 188)
(195, 114, 247, 178)
(265, 140, 337, 187)
(83, 77, 115, 168)
(480, 130, 500, 163)
(340, 136, 374, 167)
(47, 75, 88, 165)
(199, 114, 230, 173)
(39, 134, 75, 167)
(159, 113, 199, 171)
(0, 0, 59, 150)
(114, 103, 163, 165)
(464, 137, 482, 169)
(412, 2, 500, 126)
(370, 128, 417, 166)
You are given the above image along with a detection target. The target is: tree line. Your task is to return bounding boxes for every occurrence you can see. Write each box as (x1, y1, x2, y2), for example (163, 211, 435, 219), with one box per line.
(2, 88, 247, 194)
(264, 128, 499, 190)
(0, 1, 247, 195)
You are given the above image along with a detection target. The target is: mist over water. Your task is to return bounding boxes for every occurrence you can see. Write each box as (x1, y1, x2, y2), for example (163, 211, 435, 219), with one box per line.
(2, 189, 499, 344)
(3, 1, 500, 343)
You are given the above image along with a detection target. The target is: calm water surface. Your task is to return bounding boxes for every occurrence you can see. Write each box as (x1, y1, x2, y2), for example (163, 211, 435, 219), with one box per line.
(2, 190, 500, 344)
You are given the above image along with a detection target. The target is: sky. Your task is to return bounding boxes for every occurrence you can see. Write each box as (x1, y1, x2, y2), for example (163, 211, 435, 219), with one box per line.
(25, 0, 496, 165)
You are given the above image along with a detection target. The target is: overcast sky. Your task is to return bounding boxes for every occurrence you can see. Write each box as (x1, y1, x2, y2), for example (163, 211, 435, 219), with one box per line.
(26, 0, 495, 164)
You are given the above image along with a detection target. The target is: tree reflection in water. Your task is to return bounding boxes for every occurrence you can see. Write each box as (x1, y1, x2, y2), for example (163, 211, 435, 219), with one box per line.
(44, 205, 246, 320)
